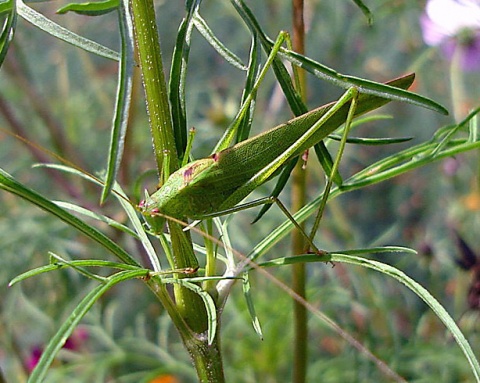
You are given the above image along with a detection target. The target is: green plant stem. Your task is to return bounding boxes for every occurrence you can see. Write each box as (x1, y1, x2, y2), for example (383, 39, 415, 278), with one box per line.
(146, 275, 225, 383)
(291, 1, 308, 382)
(129, 0, 177, 177)
(182, 334, 225, 383)
(130, 1, 225, 380)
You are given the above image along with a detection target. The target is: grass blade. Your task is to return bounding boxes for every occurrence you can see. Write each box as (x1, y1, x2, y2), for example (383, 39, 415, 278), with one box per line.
(328, 134, 413, 145)
(9, 259, 144, 286)
(235, 34, 260, 142)
(351, 0, 373, 25)
(53, 200, 139, 238)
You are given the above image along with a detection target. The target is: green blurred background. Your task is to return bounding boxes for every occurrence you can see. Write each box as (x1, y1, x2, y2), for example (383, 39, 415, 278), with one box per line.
(1, 0, 480, 381)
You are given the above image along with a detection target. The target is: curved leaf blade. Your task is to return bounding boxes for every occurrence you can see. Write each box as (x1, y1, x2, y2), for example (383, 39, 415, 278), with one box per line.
(328, 134, 413, 145)
(0, 0, 16, 66)
(56, 0, 119, 16)
(168, 1, 202, 159)
(164, 278, 218, 345)
(0, 168, 139, 266)
(258, 250, 480, 381)
(101, 0, 134, 202)
(17, 0, 119, 60)
(193, 12, 246, 71)
(28, 269, 147, 382)
(231, 0, 448, 115)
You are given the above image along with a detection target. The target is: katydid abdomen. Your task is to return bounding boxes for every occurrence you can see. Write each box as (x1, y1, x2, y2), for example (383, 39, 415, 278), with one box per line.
(140, 74, 415, 220)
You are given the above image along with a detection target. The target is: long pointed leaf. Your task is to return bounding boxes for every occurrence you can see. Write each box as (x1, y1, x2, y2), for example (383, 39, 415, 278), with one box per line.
(169, 0, 202, 159)
(53, 200, 139, 238)
(0, 0, 16, 66)
(0, 168, 139, 266)
(231, 0, 448, 115)
(56, 0, 119, 16)
(235, 34, 260, 143)
(258, 251, 480, 382)
(10, 260, 144, 286)
(163, 278, 218, 345)
(101, 0, 134, 202)
(351, 0, 373, 25)
(28, 269, 147, 382)
(17, 0, 119, 60)
(193, 12, 246, 71)
(242, 272, 263, 339)
(243, 130, 480, 267)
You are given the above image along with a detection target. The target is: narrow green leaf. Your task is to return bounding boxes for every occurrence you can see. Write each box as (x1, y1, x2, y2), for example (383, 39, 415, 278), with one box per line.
(28, 269, 147, 382)
(53, 200, 139, 238)
(235, 35, 260, 142)
(328, 134, 413, 145)
(257, 246, 413, 268)
(169, 0, 201, 159)
(34, 163, 105, 186)
(231, 0, 448, 115)
(9, 260, 143, 286)
(350, 114, 394, 127)
(242, 272, 263, 339)
(113, 183, 163, 272)
(0, 168, 139, 266)
(101, 0, 134, 202)
(0, 0, 16, 67)
(280, 49, 448, 115)
(164, 278, 218, 345)
(257, 251, 480, 381)
(193, 12, 246, 71)
(48, 252, 106, 281)
(351, 0, 373, 25)
(17, 0, 119, 60)
(56, 0, 119, 16)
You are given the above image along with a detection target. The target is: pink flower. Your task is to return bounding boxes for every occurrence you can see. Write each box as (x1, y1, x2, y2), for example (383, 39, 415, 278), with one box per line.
(24, 327, 89, 372)
(25, 346, 42, 373)
(421, 0, 480, 71)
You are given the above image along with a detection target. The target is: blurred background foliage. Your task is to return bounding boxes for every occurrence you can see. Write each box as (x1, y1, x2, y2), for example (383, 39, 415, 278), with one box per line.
(1, 0, 480, 381)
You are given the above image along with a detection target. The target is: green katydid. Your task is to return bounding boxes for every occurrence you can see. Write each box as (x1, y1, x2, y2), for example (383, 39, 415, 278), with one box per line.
(139, 74, 415, 233)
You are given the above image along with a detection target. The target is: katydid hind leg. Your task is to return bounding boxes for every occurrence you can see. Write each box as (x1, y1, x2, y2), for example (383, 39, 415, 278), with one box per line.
(220, 87, 357, 216)
(196, 196, 324, 255)
(308, 88, 359, 246)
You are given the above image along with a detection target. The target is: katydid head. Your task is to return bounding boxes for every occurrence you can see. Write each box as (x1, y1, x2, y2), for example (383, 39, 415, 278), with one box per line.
(139, 157, 218, 220)
(138, 190, 160, 216)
